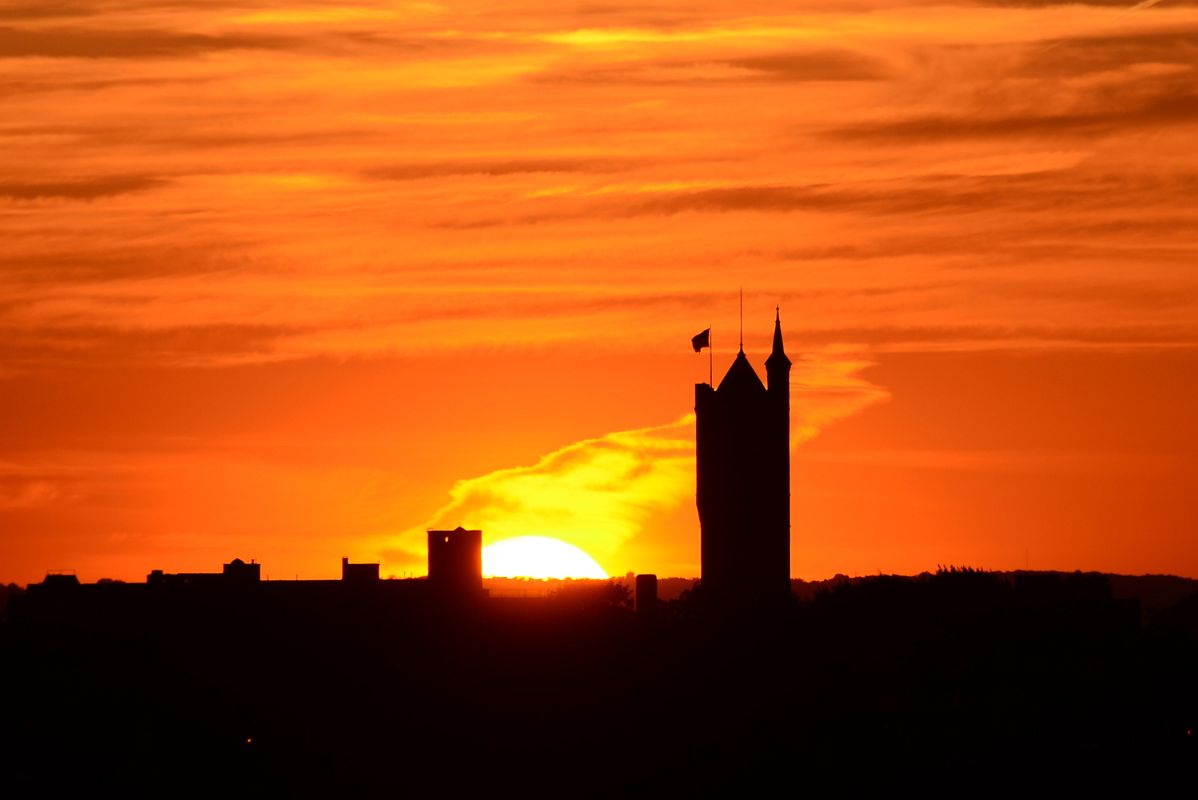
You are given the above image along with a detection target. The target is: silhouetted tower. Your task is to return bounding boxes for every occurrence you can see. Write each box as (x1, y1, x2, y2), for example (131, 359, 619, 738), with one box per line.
(635, 573, 658, 619)
(427, 527, 483, 594)
(695, 311, 791, 602)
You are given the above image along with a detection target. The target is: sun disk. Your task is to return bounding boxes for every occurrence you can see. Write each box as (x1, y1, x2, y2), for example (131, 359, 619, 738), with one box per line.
(482, 537, 608, 579)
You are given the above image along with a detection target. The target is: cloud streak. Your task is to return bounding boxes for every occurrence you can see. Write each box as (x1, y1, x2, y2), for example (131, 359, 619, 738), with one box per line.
(0, 175, 168, 200)
(0, 26, 290, 59)
(420, 417, 696, 567)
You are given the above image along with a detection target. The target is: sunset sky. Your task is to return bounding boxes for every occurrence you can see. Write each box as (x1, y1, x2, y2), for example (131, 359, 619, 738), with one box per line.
(2, 0, 1196, 584)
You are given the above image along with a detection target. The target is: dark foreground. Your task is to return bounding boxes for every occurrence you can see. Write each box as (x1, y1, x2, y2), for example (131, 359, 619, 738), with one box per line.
(3, 570, 1196, 794)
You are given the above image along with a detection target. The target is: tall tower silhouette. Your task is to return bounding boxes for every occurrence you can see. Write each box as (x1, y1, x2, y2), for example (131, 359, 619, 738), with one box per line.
(695, 310, 791, 602)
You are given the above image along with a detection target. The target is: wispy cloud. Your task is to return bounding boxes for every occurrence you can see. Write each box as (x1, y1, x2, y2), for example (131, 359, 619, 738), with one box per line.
(535, 48, 888, 84)
(364, 158, 636, 181)
(0, 175, 167, 200)
(827, 81, 1198, 142)
(418, 417, 696, 566)
(0, 26, 289, 59)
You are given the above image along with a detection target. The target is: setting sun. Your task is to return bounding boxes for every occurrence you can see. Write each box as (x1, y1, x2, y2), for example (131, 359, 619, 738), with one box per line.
(482, 537, 608, 579)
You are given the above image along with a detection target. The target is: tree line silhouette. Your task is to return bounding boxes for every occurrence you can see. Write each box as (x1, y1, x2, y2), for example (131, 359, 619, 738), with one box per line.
(2, 567, 1195, 793)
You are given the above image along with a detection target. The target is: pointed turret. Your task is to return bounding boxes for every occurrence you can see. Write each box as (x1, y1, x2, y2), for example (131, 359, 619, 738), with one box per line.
(765, 307, 791, 393)
(763, 308, 791, 601)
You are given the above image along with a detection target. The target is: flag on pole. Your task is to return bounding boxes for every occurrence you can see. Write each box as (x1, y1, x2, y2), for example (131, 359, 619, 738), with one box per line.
(691, 328, 711, 352)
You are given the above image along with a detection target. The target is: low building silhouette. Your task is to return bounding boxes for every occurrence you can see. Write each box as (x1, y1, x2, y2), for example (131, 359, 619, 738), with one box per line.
(341, 557, 380, 583)
(147, 557, 260, 587)
(41, 572, 80, 590)
(223, 557, 261, 583)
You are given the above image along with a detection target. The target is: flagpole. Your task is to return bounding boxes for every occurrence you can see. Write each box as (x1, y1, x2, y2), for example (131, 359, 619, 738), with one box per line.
(709, 324, 713, 386)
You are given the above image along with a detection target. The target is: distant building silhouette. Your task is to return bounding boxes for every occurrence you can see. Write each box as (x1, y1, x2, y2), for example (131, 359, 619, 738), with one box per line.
(428, 527, 483, 593)
(147, 557, 260, 587)
(41, 571, 80, 590)
(695, 311, 791, 602)
(222, 557, 261, 583)
(341, 557, 380, 584)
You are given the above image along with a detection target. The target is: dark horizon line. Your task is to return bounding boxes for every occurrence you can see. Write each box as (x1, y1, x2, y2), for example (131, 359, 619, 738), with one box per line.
(7, 565, 1198, 590)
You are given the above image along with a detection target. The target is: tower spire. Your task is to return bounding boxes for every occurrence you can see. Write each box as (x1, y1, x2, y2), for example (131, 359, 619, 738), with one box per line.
(766, 306, 790, 372)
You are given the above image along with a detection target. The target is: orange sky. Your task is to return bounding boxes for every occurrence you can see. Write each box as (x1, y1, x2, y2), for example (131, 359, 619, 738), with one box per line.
(2, 0, 1197, 584)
